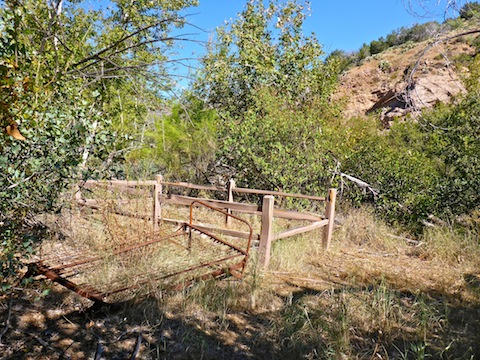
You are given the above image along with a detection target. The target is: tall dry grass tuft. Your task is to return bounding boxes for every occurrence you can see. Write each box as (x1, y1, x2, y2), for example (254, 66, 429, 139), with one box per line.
(269, 232, 323, 273)
(421, 225, 480, 266)
(36, 190, 480, 359)
(331, 206, 403, 253)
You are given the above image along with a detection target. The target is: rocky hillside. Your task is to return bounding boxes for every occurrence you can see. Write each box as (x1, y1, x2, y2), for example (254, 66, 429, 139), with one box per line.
(336, 23, 479, 126)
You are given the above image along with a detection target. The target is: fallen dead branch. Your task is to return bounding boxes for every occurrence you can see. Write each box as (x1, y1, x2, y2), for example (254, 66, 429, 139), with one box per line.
(386, 233, 424, 247)
(18, 329, 73, 360)
(0, 295, 13, 345)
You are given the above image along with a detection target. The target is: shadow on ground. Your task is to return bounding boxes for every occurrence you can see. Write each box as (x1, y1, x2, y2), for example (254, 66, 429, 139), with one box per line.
(2, 274, 480, 360)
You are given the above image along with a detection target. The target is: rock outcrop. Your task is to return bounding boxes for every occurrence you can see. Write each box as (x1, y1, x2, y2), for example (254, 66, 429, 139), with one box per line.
(336, 32, 476, 126)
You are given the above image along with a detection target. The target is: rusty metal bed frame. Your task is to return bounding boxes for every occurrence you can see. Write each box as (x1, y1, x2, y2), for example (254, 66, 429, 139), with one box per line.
(26, 200, 253, 304)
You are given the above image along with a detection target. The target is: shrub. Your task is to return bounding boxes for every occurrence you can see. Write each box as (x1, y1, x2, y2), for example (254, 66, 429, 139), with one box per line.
(340, 120, 439, 230)
(423, 97, 480, 217)
(460, 2, 480, 20)
(370, 38, 388, 55)
(217, 87, 336, 197)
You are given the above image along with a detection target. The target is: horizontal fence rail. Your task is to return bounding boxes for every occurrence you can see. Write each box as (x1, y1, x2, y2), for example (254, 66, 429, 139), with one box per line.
(78, 175, 337, 270)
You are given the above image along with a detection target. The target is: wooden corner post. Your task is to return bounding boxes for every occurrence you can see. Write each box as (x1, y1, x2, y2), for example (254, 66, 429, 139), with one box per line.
(322, 188, 337, 250)
(258, 195, 274, 270)
(153, 174, 163, 231)
(226, 179, 235, 225)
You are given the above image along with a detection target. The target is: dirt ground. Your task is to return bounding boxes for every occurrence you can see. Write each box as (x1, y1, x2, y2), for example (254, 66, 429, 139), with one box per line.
(2, 238, 480, 359)
(2, 205, 480, 359)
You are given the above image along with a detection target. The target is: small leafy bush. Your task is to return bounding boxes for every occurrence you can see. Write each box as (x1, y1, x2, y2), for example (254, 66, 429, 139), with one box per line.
(460, 2, 480, 20)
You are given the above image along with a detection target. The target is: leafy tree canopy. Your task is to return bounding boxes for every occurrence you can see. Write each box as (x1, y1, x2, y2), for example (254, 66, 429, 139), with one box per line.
(0, 0, 197, 283)
(195, 0, 339, 120)
(189, 0, 341, 196)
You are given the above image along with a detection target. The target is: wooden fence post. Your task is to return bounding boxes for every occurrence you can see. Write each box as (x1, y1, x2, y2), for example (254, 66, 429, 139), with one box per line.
(153, 174, 163, 231)
(258, 195, 274, 270)
(322, 188, 337, 250)
(226, 179, 235, 225)
(74, 183, 82, 202)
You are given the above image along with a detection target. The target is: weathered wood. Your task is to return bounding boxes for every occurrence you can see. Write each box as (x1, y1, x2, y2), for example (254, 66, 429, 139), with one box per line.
(76, 198, 101, 209)
(161, 218, 260, 241)
(272, 220, 329, 241)
(82, 182, 147, 196)
(226, 179, 235, 225)
(259, 195, 274, 270)
(322, 188, 337, 250)
(164, 194, 261, 214)
(79, 179, 336, 263)
(160, 181, 227, 192)
(233, 187, 326, 202)
(85, 179, 157, 186)
(153, 174, 163, 230)
(273, 209, 322, 222)
(164, 194, 322, 221)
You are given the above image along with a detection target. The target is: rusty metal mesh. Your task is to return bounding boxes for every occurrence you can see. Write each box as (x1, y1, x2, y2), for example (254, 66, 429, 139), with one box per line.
(29, 191, 252, 303)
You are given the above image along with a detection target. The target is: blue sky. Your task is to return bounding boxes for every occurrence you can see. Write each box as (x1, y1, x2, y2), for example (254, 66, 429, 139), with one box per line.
(168, 0, 454, 83)
(87, 0, 457, 87)
(182, 0, 453, 54)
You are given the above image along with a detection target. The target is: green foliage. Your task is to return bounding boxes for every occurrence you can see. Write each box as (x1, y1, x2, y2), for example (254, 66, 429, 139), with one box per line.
(194, 0, 340, 194)
(423, 96, 480, 217)
(196, 0, 338, 120)
(460, 1, 480, 19)
(326, 49, 356, 72)
(370, 38, 389, 55)
(333, 21, 442, 70)
(190, 0, 479, 230)
(420, 56, 480, 219)
(369, 22, 441, 56)
(130, 96, 218, 181)
(219, 88, 336, 195)
(341, 120, 439, 229)
(356, 43, 371, 62)
(0, 4, 107, 282)
(0, 0, 197, 283)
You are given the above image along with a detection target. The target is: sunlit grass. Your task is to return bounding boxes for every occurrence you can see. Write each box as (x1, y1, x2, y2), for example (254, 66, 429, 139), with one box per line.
(37, 190, 480, 358)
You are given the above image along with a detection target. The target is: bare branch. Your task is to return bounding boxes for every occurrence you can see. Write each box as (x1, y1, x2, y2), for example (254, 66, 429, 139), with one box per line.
(404, 28, 480, 113)
(70, 17, 180, 70)
(340, 173, 379, 196)
(69, 35, 200, 77)
(404, 0, 463, 19)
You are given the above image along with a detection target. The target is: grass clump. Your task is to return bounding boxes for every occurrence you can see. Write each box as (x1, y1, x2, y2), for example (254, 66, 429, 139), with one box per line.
(24, 194, 480, 359)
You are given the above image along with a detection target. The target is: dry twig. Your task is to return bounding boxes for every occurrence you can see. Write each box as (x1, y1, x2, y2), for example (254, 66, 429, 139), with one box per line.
(0, 294, 13, 345)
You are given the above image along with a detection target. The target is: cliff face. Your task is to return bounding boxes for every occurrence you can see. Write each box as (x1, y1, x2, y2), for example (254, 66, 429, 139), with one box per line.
(336, 28, 478, 125)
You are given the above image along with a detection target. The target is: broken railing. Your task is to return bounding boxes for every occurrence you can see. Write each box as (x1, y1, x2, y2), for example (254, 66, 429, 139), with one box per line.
(79, 176, 337, 270)
(27, 200, 253, 304)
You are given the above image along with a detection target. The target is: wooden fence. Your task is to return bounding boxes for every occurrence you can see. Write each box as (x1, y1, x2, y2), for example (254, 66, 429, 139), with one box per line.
(79, 175, 337, 270)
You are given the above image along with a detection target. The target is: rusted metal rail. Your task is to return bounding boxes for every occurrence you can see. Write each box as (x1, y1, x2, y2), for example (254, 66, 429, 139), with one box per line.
(28, 201, 253, 304)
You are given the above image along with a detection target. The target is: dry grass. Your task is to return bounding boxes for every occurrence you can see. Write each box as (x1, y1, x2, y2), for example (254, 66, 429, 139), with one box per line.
(36, 186, 262, 303)
(17, 195, 480, 359)
(244, 206, 480, 359)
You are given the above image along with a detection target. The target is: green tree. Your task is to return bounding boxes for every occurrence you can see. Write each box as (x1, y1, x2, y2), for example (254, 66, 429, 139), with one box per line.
(0, 0, 197, 284)
(196, 0, 338, 119)
(326, 49, 356, 72)
(460, 1, 480, 19)
(370, 37, 388, 55)
(194, 0, 340, 192)
(130, 95, 218, 182)
(357, 43, 371, 62)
